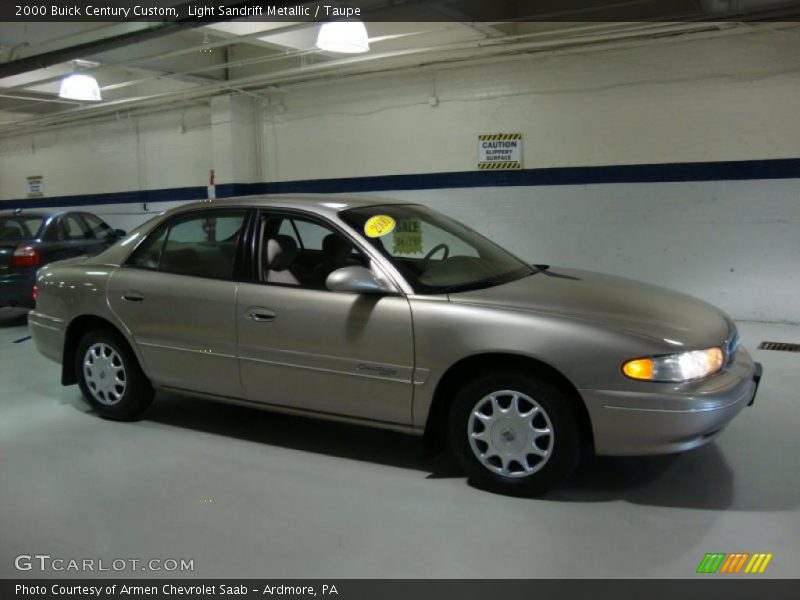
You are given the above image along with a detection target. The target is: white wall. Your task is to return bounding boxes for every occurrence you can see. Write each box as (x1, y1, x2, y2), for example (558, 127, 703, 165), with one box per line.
(380, 181, 800, 324)
(1, 28, 798, 322)
(262, 29, 800, 177)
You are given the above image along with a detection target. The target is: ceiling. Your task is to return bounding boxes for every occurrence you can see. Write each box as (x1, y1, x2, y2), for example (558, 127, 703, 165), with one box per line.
(1, 0, 799, 135)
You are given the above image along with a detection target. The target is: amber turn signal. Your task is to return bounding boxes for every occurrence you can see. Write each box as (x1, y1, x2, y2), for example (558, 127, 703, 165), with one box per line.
(623, 358, 655, 380)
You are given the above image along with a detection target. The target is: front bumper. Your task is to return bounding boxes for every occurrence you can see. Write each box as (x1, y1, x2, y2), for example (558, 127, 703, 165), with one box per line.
(0, 272, 35, 308)
(582, 347, 761, 456)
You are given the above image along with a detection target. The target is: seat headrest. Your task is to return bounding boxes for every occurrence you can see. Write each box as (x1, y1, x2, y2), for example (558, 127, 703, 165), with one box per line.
(265, 235, 298, 271)
(322, 233, 352, 260)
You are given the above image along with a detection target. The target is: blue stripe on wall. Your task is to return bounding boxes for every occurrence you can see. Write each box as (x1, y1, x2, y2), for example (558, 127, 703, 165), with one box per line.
(2, 158, 799, 210)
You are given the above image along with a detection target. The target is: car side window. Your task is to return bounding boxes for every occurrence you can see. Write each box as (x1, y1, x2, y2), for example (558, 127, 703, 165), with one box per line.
(83, 214, 114, 239)
(277, 219, 301, 247)
(126, 211, 246, 280)
(59, 214, 92, 240)
(259, 214, 367, 289)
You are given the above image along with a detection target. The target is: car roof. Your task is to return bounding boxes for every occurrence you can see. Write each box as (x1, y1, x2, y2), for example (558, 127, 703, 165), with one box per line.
(163, 193, 412, 218)
(0, 210, 57, 218)
(1, 194, 412, 221)
(0, 209, 94, 219)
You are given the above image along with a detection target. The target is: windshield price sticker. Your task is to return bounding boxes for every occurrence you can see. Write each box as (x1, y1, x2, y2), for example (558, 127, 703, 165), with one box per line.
(364, 215, 396, 238)
(393, 219, 423, 254)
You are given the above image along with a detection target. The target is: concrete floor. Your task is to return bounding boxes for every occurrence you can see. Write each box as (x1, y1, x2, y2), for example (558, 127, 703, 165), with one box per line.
(1, 309, 798, 579)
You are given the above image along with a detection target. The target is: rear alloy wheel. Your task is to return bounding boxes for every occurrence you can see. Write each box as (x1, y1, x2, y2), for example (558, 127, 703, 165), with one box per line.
(83, 342, 127, 406)
(75, 329, 153, 421)
(448, 371, 581, 496)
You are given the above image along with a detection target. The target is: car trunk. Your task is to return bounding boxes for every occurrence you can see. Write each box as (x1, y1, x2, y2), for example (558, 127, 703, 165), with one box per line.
(0, 243, 19, 272)
(0, 238, 35, 273)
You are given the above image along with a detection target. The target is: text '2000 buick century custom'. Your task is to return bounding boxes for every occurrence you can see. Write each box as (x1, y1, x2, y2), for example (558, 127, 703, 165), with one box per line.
(29, 195, 762, 495)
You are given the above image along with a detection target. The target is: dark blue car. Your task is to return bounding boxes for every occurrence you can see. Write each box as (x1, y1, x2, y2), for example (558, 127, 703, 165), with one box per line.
(0, 210, 125, 309)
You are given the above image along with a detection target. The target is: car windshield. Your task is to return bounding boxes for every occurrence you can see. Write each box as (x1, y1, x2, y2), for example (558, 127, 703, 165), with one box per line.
(340, 204, 533, 294)
(0, 216, 44, 240)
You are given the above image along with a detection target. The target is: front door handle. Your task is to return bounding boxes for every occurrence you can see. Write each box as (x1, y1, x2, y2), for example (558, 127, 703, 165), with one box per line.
(122, 291, 144, 303)
(247, 307, 276, 322)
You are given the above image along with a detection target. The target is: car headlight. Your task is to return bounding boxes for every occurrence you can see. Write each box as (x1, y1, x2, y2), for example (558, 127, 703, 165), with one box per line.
(622, 347, 724, 382)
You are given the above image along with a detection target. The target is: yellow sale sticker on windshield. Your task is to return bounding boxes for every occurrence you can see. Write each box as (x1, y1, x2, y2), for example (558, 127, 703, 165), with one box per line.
(364, 215, 396, 238)
(393, 219, 423, 254)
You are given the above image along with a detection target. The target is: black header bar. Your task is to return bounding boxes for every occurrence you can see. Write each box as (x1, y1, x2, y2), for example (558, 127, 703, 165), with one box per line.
(4, 579, 800, 600)
(2, 0, 800, 22)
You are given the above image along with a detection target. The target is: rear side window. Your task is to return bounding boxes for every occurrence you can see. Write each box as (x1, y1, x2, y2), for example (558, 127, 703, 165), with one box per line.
(0, 216, 44, 240)
(126, 211, 246, 280)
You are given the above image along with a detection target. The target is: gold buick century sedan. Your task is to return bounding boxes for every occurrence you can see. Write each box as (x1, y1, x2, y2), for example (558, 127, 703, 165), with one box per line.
(29, 195, 762, 495)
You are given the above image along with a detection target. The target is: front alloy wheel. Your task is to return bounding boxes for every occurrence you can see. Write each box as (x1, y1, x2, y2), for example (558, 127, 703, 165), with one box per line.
(448, 371, 581, 496)
(468, 390, 555, 478)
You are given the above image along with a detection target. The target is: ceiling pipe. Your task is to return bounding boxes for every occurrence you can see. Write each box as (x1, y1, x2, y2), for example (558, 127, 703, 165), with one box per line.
(16, 22, 700, 98)
(0, 1, 269, 80)
(700, 0, 800, 16)
(3, 20, 777, 136)
(0, 22, 747, 131)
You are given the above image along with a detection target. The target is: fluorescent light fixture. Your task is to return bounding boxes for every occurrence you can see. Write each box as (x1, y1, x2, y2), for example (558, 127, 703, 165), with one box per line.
(72, 58, 101, 68)
(316, 20, 369, 53)
(58, 73, 102, 102)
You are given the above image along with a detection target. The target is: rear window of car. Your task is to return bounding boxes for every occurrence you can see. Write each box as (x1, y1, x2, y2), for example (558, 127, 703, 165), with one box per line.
(126, 210, 246, 280)
(0, 216, 44, 240)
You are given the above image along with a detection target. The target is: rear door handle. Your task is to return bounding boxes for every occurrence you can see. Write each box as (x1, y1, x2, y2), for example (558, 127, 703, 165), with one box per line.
(122, 291, 144, 303)
(247, 307, 276, 322)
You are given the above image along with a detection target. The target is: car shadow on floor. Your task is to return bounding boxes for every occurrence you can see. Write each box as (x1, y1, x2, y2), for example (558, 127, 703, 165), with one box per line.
(0, 309, 29, 328)
(549, 448, 734, 509)
(144, 391, 435, 472)
(119, 391, 792, 511)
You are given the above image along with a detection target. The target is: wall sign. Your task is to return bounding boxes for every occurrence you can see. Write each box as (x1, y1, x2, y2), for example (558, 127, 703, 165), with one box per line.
(478, 133, 522, 170)
(26, 175, 44, 198)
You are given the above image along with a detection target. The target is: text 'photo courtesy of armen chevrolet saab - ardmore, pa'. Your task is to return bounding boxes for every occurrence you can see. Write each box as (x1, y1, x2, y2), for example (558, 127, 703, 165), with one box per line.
(1, 0, 800, 594)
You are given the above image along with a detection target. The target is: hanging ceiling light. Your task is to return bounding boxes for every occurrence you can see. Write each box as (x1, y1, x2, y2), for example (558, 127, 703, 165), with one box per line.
(316, 20, 370, 54)
(58, 73, 102, 102)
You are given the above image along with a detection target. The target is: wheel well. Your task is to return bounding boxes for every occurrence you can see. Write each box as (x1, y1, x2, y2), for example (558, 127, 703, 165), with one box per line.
(61, 315, 126, 385)
(422, 353, 595, 456)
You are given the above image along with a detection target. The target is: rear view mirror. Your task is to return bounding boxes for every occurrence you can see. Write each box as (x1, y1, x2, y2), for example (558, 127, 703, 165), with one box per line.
(114, 229, 127, 237)
(326, 266, 395, 295)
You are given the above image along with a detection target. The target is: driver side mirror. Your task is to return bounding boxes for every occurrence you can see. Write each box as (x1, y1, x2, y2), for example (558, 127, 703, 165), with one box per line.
(114, 229, 127, 238)
(326, 266, 396, 295)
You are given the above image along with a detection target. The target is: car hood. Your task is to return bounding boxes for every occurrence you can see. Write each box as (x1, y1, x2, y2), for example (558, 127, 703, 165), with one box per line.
(448, 267, 732, 348)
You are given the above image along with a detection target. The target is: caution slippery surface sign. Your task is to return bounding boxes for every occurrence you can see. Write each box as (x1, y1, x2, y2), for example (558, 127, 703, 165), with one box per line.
(478, 133, 523, 170)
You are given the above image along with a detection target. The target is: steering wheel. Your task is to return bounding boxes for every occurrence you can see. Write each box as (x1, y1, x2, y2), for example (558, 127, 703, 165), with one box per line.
(423, 243, 450, 263)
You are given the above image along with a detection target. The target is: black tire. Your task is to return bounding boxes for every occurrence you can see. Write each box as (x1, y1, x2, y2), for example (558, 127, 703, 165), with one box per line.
(75, 328, 154, 421)
(447, 370, 581, 496)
